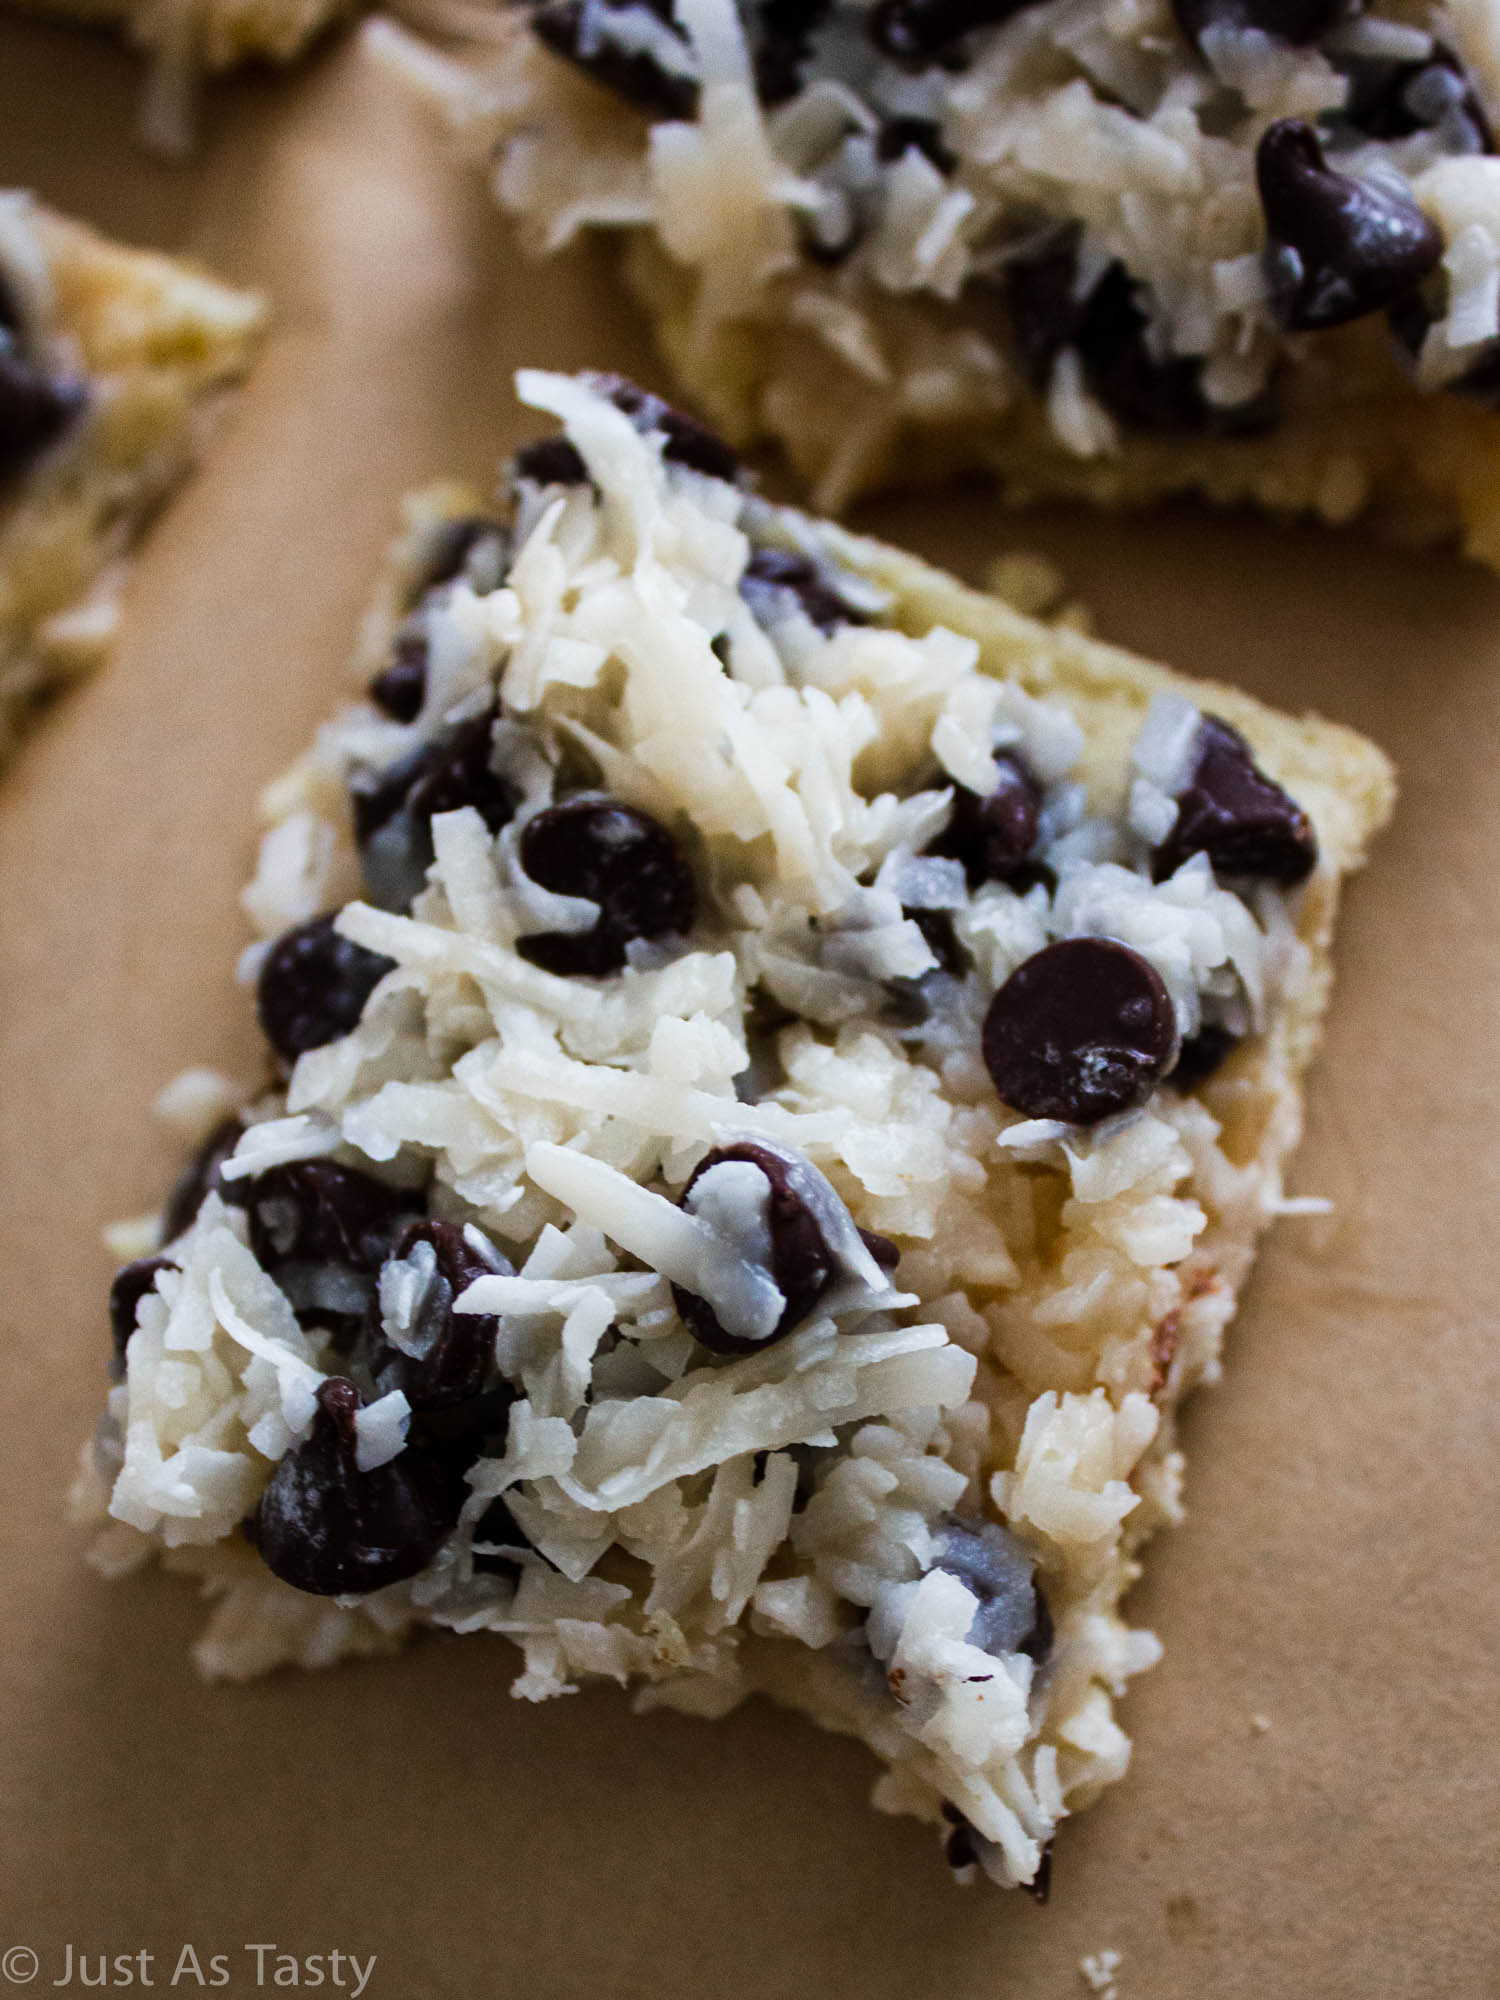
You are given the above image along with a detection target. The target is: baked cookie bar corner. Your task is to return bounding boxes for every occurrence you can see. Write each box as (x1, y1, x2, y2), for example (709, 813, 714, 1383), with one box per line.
(0, 195, 265, 768)
(74, 369, 1392, 1891)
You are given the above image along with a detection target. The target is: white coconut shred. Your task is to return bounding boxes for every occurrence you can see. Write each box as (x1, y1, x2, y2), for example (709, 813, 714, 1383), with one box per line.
(74, 367, 1339, 1890)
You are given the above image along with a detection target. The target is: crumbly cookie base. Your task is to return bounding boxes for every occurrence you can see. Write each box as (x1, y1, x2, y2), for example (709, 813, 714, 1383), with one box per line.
(629, 235, 1500, 562)
(0, 205, 264, 768)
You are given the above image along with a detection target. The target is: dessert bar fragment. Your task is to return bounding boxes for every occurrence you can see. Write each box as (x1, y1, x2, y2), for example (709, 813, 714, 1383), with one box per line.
(0, 194, 264, 762)
(76, 370, 1392, 1890)
(12, 0, 356, 150)
(379, 0, 1500, 559)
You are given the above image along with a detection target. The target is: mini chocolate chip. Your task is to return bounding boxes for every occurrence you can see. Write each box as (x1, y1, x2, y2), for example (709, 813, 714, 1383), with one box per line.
(875, 116, 957, 173)
(1005, 246, 1274, 435)
(413, 515, 509, 601)
(368, 632, 428, 723)
(513, 435, 588, 486)
(982, 937, 1178, 1124)
(754, 0, 832, 104)
(906, 906, 971, 979)
(1340, 42, 1494, 153)
(406, 713, 517, 826)
(244, 1160, 412, 1276)
(944, 1816, 982, 1872)
(1005, 238, 1085, 391)
(354, 711, 517, 844)
(516, 796, 696, 977)
(109, 1256, 179, 1375)
(471, 1492, 534, 1575)
(353, 709, 520, 911)
(161, 1115, 247, 1242)
(256, 914, 397, 1065)
(1257, 118, 1444, 332)
(868, 0, 1041, 67)
(249, 1376, 454, 1596)
(359, 1220, 501, 1411)
(672, 1141, 835, 1354)
(585, 372, 742, 483)
(1076, 265, 1224, 433)
(934, 1515, 1053, 1662)
(1151, 714, 1318, 883)
(928, 754, 1042, 886)
(529, 0, 699, 119)
(1171, 1022, 1240, 1089)
(1172, 0, 1346, 55)
(739, 545, 870, 634)
(858, 1227, 901, 1272)
(0, 346, 87, 484)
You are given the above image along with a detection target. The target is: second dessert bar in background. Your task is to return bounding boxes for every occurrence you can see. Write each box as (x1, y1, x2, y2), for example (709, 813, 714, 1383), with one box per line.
(377, 0, 1500, 563)
(0, 192, 263, 768)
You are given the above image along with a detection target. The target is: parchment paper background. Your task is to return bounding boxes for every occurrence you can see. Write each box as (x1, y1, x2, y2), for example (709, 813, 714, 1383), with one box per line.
(1, 24, 1497, 1996)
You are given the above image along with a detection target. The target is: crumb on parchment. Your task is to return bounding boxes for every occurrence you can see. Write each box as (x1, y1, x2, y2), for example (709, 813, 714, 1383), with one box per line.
(1080, 1949, 1122, 1996)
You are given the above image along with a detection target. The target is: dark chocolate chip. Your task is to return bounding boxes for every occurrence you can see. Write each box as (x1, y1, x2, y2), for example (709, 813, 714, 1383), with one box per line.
(529, 0, 699, 119)
(928, 754, 1042, 887)
(248, 1376, 454, 1597)
(243, 1160, 413, 1276)
(906, 906, 971, 979)
(1081, 264, 1274, 435)
(1170, 1022, 1240, 1089)
(405, 713, 517, 827)
(754, 0, 832, 104)
(256, 914, 396, 1066)
(1026, 1842, 1053, 1903)
(875, 116, 957, 173)
(109, 1256, 179, 1375)
(944, 1814, 982, 1872)
(413, 515, 509, 601)
(1005, 246, 1274, 435)
(857, 1227, 901, 1272)
(0, 346, 87, 484)
(0, 272, 22, 335)
(672, 1141, 835, 1354)
(1005, 237, 1086, 391)
(470, 1491, 534, 1574)
(161, 1116, 247, 1242)
(1150, 713, 1318, 883)
(934, 1515, 1053, 1662)
(1257, 118, 1444, 332)
(513, 435, 589, 486)
(1172, 0, 1346, 55)
(358, 1219, 502, 1411)
(868, 0, 1041, 67)
(353, 710, 520, 911)
(368, 632, 428, 723)
(354, 711, 517, 844)
(515, 796, 696, 977)
(1340, 41, 1494, 153)
(981, 937, 1178, 1124)
(585, 371, 742, 482)
(739, 545, 871, 634)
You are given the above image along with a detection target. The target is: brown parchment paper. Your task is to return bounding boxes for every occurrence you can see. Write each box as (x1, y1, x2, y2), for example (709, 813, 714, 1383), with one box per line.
(1, 25, 1498, 1998)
